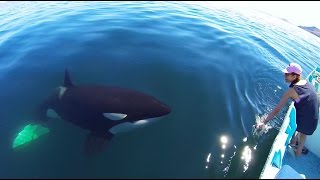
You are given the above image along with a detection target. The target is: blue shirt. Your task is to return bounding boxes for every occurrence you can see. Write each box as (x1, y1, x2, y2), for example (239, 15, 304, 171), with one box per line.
(290, 81, 319, 135)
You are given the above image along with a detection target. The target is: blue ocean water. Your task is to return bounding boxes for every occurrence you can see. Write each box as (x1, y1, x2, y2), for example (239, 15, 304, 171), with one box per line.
(0, 1, 319, 178)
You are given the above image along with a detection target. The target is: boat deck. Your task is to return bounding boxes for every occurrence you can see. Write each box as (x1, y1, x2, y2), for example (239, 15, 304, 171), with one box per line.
(283, 146, 320, 178)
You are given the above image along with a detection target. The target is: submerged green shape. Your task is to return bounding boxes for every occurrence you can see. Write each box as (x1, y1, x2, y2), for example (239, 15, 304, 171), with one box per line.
(13, 124, 50, 149)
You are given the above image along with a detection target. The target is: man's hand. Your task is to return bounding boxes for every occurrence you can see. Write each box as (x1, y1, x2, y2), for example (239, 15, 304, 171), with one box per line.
(254, 114, 267, 129)
(254, 122, 265, 129)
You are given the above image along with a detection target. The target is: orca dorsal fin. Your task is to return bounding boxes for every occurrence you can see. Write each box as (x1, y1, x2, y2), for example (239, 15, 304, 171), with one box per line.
(64, 68, 75, 87)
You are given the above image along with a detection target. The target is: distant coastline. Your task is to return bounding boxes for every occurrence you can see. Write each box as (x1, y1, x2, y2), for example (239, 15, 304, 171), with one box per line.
(298, 26, 320, 38)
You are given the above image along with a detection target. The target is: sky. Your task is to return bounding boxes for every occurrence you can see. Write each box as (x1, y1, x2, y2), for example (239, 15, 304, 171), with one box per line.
(201, 1, 320, 29)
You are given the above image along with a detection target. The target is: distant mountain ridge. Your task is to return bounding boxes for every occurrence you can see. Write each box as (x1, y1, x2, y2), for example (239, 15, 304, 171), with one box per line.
(298, 26, 320, 38)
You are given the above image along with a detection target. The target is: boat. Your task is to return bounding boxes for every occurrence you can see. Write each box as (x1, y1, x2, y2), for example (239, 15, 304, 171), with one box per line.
(259, 66, 320, 179)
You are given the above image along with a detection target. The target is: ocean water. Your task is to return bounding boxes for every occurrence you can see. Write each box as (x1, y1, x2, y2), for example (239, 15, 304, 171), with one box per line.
(0, 1, 319, 179)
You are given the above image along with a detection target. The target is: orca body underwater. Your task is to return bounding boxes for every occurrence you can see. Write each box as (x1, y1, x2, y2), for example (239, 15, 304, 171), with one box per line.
(35, 69, 171, 155)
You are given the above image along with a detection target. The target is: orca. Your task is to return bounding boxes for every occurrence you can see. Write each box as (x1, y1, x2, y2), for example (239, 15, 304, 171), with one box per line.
(35, 69, 171, 155)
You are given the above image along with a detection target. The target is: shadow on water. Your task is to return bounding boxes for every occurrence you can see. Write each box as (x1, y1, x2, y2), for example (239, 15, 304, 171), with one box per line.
(205, 127, 279, 179)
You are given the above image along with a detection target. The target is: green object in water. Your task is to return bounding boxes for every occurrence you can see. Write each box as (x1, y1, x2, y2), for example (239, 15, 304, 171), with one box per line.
(13, 124, 50, 149)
